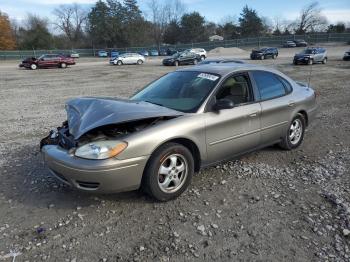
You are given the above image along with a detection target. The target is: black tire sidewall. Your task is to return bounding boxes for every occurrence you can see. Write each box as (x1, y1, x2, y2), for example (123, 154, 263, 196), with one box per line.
(143, 143, 194, 201)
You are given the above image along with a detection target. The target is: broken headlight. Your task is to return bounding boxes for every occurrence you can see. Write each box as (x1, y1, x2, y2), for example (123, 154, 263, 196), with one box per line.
(75, 140, 127, 160)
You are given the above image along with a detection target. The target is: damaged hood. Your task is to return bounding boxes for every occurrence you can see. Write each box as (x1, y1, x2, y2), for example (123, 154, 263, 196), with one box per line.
(66, 97, 183, 139)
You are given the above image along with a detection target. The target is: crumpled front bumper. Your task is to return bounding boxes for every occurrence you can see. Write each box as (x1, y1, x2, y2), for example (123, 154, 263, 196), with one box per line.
(42, 145, 149, 193)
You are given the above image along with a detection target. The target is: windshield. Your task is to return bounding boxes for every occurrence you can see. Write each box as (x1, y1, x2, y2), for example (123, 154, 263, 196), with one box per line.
(301, 49, 314, 54)
(171, 53, 180, 58)
(131, 71, 221, 113)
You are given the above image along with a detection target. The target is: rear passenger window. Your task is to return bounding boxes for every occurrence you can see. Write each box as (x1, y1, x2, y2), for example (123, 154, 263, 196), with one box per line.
(278, 76, 293, 94)
(252, 71, 286, 100)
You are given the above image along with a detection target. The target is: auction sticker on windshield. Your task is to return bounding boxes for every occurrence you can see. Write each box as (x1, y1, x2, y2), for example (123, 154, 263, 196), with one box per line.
(198, 73, 219, 81)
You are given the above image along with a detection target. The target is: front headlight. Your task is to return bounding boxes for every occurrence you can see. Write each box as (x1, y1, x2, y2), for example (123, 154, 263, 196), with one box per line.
(75, 140, 127, 160)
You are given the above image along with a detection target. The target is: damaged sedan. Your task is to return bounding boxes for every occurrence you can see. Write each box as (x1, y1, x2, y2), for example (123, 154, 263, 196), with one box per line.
(41, 64, 317, 201)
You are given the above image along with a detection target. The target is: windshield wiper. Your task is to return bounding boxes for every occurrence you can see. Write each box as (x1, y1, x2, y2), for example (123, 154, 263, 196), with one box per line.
(144, 100, 165, 107)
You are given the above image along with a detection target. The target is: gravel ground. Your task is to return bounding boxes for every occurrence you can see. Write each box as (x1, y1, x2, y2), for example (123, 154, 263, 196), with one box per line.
(0, 45, 349, 261)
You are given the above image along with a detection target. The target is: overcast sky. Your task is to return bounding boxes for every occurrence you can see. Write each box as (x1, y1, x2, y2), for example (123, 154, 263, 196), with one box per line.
(1, 0, 350, 25)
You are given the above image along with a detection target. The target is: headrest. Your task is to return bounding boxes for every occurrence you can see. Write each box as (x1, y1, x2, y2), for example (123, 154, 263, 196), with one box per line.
(230, 82, 246, 96)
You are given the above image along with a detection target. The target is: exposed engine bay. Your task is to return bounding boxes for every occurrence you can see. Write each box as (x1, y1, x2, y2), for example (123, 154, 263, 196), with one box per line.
(40, 117, 172, 151)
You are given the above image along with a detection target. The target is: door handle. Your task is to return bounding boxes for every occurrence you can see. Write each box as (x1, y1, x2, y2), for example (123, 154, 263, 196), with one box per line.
(288, 101, 295, 107)
(249, 112, 258, 117)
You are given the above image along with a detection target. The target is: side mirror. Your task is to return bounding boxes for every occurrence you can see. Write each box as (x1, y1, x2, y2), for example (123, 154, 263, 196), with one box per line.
(213, 99, 234, 111)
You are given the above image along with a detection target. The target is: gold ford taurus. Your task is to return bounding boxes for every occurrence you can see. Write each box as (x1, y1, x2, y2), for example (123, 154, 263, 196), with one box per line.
(41, 63, 317, 201)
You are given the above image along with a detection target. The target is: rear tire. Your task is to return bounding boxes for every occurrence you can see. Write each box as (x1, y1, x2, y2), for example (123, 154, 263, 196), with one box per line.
(279, 114, 305, 150)
(142, 143, 194, 201)
(322, 58, 327, 64)
(308, 59, 313, 65)
(174, 60, 179, 66)
(261, 55, 265, 60)
(117, 60, 122, 66)
(272, 54, 276, 59)
(60, 62, 67, 69)
(137, 59, 143, 65)
(200, 55, 205, 61)
(30, 64, 37, 70)
(193, 59, 198, 65)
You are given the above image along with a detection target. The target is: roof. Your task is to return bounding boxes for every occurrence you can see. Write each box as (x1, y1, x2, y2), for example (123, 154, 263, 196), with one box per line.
(176, 63, 278, 77)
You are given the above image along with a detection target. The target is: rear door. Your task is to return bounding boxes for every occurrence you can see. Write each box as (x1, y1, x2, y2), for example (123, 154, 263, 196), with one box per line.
(250, 70, 293, 145)
(205, 72, 261, 163)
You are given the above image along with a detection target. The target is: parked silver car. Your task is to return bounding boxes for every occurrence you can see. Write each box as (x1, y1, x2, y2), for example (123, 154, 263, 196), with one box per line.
(41, 64, 317, 201)
(293, 47, 327, 65)
(110, 53, 145, 65)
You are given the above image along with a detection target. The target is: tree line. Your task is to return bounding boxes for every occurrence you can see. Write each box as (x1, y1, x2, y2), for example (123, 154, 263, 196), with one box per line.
(0, 0, 349, 50)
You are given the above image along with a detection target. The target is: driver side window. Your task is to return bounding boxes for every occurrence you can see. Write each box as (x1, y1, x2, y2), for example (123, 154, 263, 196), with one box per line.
(216, 74, 252, 106)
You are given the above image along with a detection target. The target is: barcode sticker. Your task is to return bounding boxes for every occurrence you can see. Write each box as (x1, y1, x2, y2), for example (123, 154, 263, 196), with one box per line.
(198, 73, 219, 81)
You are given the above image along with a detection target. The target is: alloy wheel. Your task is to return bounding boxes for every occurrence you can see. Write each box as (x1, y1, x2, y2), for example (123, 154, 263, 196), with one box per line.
(158, 154, 188, 193)
(289, 119, 303, 145)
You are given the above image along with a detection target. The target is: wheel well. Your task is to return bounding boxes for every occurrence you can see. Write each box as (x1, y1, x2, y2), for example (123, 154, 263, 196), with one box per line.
(298, 110, 308, 126)
(163, 138, 201, 173)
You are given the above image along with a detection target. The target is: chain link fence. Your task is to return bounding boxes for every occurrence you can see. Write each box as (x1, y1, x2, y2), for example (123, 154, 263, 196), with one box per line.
(1, 33, 349, 60)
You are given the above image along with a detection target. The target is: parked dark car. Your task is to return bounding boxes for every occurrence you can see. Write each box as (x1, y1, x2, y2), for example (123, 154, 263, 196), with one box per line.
(293, 47, 327, 65)
(139, 50, 149, 56)
(294, 40, 308, 47)
(110, 50, 119, 58)
(19, 54, 75, 70)
(250, 47, 278, 60)
(283, 41, 297, 48)
(149, 50, 159, 56)
(162, 51, 201, 66)
(159, 49, 168, 56)
(343, 50, 350, 61)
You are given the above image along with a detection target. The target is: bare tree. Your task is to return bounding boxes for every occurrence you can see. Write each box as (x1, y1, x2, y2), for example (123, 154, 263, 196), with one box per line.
(293, 2, 328, 34)
(53, 3, 87, 47)
(147, 0, 185, 48)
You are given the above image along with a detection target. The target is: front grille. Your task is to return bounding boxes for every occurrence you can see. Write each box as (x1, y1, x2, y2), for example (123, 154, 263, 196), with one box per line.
(57, 127, 76, 150)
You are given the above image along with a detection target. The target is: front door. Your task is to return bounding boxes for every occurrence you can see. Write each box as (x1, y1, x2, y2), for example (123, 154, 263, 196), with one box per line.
(205, 73, 261, 163)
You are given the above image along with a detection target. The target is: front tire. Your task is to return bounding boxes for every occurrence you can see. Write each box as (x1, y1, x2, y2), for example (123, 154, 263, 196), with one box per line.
(322, 58, 327, 64)
(308, 59, 313, 65)
(200, 55, 205, 61)
(142, 143, 194, 201)
(193, 59, 198, 65)
(261, 55, 265, 60)
(60, 62, 67, 68)
(137, 59, 143, 65)
(30, 64, 37, 70)
(279, 114, 305, 150)
(174, 60, 179, 66)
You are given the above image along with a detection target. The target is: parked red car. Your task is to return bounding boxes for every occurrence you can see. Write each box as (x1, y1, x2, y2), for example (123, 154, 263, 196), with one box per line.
(19, 54, 75, 70)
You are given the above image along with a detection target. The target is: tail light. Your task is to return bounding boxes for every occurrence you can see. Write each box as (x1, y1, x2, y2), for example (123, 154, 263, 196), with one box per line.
(314, 91, 320, 98)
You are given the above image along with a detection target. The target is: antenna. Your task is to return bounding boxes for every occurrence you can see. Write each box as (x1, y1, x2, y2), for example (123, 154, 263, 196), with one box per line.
(307, 60, 313, 87)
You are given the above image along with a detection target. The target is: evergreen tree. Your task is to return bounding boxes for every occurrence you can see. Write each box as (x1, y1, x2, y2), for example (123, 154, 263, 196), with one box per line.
(238, 5, 264, 36)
